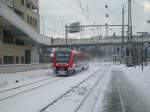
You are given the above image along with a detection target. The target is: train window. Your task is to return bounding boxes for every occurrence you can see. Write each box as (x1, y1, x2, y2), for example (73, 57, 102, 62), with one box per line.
(27, 15, 30, 24)
(56, 52, 70, 63)
(74, 54, 78, 64)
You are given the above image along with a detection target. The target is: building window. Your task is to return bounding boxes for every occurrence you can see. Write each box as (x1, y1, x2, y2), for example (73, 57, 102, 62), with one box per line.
(15, 38, 25, 46)
(35, 19, 37, 27)
(32, 18, 33, 26)
(21, 56, 24, 64)
(27, 15, 30, 24)
(0, 30, 2, 40)
(3, 56, 14, 64)
(3, 30, 14, 44)
(33, 18, 35, 27)
(26, 2, 30, 8)
(33, 19, 35, 27)
(21, 0, 24, 5)
(16, 56, 19, 64)
(0, 58, 1, 65)
(30, 17, 32, 26)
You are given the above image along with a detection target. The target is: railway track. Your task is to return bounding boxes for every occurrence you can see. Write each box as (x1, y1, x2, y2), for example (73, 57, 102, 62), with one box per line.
(75, 66, 110, 112)
(0, 76, 66, 102)
(0, 67, 96, 102)
(94, 70, 126, 112)
(0, 76, 55, 93)
(39, 65, 109, 112)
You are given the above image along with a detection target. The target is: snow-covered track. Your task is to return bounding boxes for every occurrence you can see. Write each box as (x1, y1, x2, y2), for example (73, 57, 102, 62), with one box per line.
(39, 65, 109, 112)
(0, 77, 55, 94)
(0, 76, 65, 102)
(74, 66, 109, 112)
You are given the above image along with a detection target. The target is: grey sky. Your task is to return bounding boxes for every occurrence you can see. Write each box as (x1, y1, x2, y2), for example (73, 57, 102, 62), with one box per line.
(39, 0, 150, 38)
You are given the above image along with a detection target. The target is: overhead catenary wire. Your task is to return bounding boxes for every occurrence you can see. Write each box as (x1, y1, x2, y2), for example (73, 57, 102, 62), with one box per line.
(46, 26, 64, 37)
(56, 0, 93, 24)
(53, 0, 130, 36)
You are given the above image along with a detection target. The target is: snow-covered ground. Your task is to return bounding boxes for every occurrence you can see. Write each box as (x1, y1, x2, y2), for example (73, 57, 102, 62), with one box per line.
(1, 63, 150, 112)
(102, 65, 150, 112)
(114, 65, 150, 104)
(0, 69, 53, 91)
(0, 63, 106, 112)
(123, 65, 150, 110)
(43, 66, 110, 112)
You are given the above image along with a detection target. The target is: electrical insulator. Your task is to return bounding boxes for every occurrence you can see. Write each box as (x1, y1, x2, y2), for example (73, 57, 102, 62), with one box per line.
(106, 14, 109, 17)
(105, 5, 108, 8)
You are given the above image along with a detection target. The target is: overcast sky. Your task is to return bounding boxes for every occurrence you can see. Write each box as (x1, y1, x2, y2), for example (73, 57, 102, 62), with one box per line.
(39, 0, 150, 38)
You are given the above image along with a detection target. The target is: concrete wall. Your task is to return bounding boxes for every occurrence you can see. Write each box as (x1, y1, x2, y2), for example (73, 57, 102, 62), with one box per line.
(0, 0, 40, 32)
(0, 28, 34, 64)
(0, 63, 52, 73)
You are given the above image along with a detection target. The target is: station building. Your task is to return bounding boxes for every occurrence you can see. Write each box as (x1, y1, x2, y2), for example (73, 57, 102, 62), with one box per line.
(0, 0, 50, 65)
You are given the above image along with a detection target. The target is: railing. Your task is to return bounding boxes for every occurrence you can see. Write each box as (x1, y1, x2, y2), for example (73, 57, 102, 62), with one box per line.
(52, 37, 150, 45)
(0, 2, 51, 45)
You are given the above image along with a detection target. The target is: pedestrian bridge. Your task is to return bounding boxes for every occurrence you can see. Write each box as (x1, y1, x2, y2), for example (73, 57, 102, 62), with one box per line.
(49, 35, 150, 47)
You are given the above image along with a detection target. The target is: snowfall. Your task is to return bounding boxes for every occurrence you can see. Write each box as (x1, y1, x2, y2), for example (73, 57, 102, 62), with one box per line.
(0, 62, 150, 112)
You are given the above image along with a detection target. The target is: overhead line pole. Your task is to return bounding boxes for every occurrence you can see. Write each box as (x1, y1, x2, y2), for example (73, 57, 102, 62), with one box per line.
(65, 24, 68, 46)
(137, 32, 148, 71)
(127, 0, 133, 66)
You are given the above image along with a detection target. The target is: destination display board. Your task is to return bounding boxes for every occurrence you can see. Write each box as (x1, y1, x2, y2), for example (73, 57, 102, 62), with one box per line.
(69, 22, 81, 33)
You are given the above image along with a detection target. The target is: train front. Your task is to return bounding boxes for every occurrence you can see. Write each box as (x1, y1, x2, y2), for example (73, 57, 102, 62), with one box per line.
(53, 48, 72, 75)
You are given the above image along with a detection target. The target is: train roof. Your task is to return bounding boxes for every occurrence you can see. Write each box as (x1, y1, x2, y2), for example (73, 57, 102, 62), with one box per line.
(55, 48, 72, 52)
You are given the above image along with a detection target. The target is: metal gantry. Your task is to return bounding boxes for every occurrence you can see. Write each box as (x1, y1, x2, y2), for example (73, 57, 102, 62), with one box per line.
(127, 0, 134, 66)
(65, 24, 128, 46)
(137, 32, 148, 71)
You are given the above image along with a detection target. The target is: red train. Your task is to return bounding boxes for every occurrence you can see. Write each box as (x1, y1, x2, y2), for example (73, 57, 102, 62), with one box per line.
(53, 48, 89, 75)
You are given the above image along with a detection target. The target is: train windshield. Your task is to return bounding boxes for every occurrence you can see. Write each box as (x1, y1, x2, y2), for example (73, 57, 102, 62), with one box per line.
(56, 52, 70, 63)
